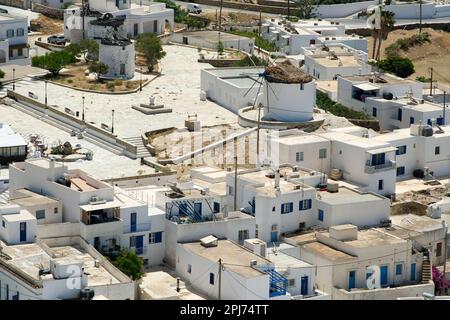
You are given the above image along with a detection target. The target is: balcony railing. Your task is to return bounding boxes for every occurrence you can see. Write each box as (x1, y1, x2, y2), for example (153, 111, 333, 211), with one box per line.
(130, 246, 148, 255)
(123, 223, 151, 234)
(365, 160, 396, 174)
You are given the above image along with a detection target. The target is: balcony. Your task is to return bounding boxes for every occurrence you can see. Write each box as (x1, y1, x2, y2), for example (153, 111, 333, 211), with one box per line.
(365, 160, 396, 174)
(80, 218, 123, 242)
(123, 223, 151, 234)
(130, 246, 148, 256)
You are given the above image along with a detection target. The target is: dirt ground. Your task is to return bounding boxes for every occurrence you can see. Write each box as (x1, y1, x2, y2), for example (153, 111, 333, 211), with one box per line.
(367, 28, 450, 84)
(200, 11, 263, 25)
(30, 15, 64, 35)
(53, 62, 141, 92)
(392, 185, 450, 215)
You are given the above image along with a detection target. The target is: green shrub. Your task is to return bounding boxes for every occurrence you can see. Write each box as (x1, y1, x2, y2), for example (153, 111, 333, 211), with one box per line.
(114, 80, 123, 86)
(316, 91, 371, 119)
(67, 79, 73, 84)
(376, 56, 415, 78)
(106, 82, 115, 91)
(416, 76, 431, 82)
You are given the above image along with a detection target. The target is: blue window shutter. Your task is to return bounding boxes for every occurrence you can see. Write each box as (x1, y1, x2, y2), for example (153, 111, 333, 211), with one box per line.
(290, 202, 293, 212)
(281, 204, 285, 213)
(155, 232, 162, 243)
(308, 199, 312, 209)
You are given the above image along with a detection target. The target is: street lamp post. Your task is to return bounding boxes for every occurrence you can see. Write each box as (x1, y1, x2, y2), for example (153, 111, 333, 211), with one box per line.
(140, 67, 143, 92)
(82, 96, 85, 121)
(111, 109, 115, 134)
(12, 68, 15, 91)
(45, 80, 48, 107)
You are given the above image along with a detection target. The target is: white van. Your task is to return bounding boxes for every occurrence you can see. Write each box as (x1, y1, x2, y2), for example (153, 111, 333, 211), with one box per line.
(187, 3, 202, 14)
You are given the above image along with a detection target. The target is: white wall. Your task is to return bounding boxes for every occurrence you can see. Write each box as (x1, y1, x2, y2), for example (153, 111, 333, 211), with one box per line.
(99, 42, 135, 80)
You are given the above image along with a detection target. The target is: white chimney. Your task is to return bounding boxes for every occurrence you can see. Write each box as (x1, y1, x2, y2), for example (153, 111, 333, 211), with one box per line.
(48, 157, 56, 181)
(274, 169, 280, 189)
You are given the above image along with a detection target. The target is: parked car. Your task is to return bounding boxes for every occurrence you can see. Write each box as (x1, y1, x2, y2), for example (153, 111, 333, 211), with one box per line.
(47, 35, 66, 45)
(187, 3, 202, 14)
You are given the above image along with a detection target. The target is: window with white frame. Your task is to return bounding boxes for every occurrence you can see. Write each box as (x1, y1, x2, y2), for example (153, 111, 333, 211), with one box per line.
(6, 29, 14, 38)
(296, 151, 304, 162)
(319, 148, 327, 159)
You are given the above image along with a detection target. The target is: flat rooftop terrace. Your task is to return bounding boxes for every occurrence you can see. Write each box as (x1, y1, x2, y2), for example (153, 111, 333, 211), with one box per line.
(179, 240, 271, 278)
(11, 188, 59, 207)
(318, 186, 386, 205)
(183, 31, 252, 42)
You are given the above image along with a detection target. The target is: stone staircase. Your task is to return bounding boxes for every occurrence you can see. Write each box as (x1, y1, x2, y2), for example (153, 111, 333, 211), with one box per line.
(422, 254, 432, 284)
(123, 136, 152, 158)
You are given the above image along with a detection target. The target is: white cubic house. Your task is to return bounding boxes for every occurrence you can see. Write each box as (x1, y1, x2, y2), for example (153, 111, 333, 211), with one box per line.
(0, 13, 28, 64)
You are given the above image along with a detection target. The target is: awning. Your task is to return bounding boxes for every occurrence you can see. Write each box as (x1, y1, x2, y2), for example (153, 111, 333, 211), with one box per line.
(80, 199, 123, 212)
(353, 83, 379, 91)
(367, 147, 397, 155)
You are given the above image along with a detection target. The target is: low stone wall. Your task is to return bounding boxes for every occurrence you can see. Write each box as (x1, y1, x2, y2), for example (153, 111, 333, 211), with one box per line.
(191, 0, 296, 15)
(198, 58, 241, 67)
(348, 118, 380, 131)
(0, 0, 27, 9)
(32, 2, 64, 19)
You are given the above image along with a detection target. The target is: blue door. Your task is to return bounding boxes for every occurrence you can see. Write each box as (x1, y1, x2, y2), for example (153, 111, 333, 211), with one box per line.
(410, 263, 416, 281)
(380, 266, 388, 286)
(130, 212, 137, 232)
(348, 270, 356, 289)
(270, 231, 278, 242)
(301, 276, 309, 295)
(194, 202, 202, 215)
(136, 235, 144, 255)
(19, 222, 26, 242)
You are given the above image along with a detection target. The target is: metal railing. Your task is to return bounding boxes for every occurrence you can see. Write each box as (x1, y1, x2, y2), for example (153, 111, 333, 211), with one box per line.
(365, 160, 395, 174)
(123, 223, 151, 233)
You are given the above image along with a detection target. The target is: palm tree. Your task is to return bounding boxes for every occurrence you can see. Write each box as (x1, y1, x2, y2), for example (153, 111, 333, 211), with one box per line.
(375, 10, 395, 61)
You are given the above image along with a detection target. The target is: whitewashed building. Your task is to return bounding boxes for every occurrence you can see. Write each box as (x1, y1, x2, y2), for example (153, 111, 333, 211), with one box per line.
(302, 43, 371, 81)
(285, 224, 435, 300)
(8, 158, 165, 266)
(0, 123, 27, 165)
(337, 73, 424, 119)
(0, 13, 28, 64)
(261, 18, 367, 55)
(64, 2, 174, 43)
(0, 204, 37, 245)
(176, 237, 291, 300)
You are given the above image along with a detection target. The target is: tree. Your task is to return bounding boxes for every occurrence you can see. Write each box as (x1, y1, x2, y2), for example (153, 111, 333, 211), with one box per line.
(80, 39, 99, 61)
(135, 33, 166, 72)
(110, 250, 144, 280)
(32, 51, 73, 76)
(64, 43, 81, 63)
(88, 61, 109, 80)
(217, 41, 224, 55)
(0, 69, 4, 78)
(376, 56, 415, 78)
(375, 9, 395, 61)
(294, 0, 317, 19)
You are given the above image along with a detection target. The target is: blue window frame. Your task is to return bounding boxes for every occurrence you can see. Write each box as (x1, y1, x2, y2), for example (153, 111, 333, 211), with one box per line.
(380, 266, 388, 286)
(299, 199, 312, 211)
(378, 179, 384, 190)
(2, 220, 4, 228)
(437, 117, 444, 125)
(397, 108, 402, 121)
(409, 117, 415, 124)
(371, 153, 385, 166)
(396, 166, 405, 176)
(209, 273, 215, 285)
(372, 107, 377, 117)
(427, 119, 432, 125)
(155, 231, 162, 243)
(281, 202, 293, 214)
(396, 264, 403, 275)
(318, 209, 324, 222)
(410, 263, 416, 281)
(213, 202, 220, 213)
(396, 145, 407, 155)
(348, 270, 356, 289)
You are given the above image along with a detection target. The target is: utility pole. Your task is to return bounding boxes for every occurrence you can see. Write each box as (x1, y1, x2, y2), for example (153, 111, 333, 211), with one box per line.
(256, 103, 261, 159)
(287, 0, 290, 21)
(429, 67, 433, 97)
(258, 9, 262, 54)
(218, 0, 224, 53)
(12, 68, 15, 91)
(233, 154, 237, 211)
(82, 95, 85, 121)
(444, 91, 447, 125)
(44, 80, 48, 107)
(419, 0, 423, 35)
(218, 258, 222, 300)
(82, 0, 86, 40)
(111, 109, 115, 134)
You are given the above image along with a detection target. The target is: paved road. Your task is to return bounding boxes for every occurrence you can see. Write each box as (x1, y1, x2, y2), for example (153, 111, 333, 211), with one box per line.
(0, 5, 39, 26)
(174, 0, 279, 17)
